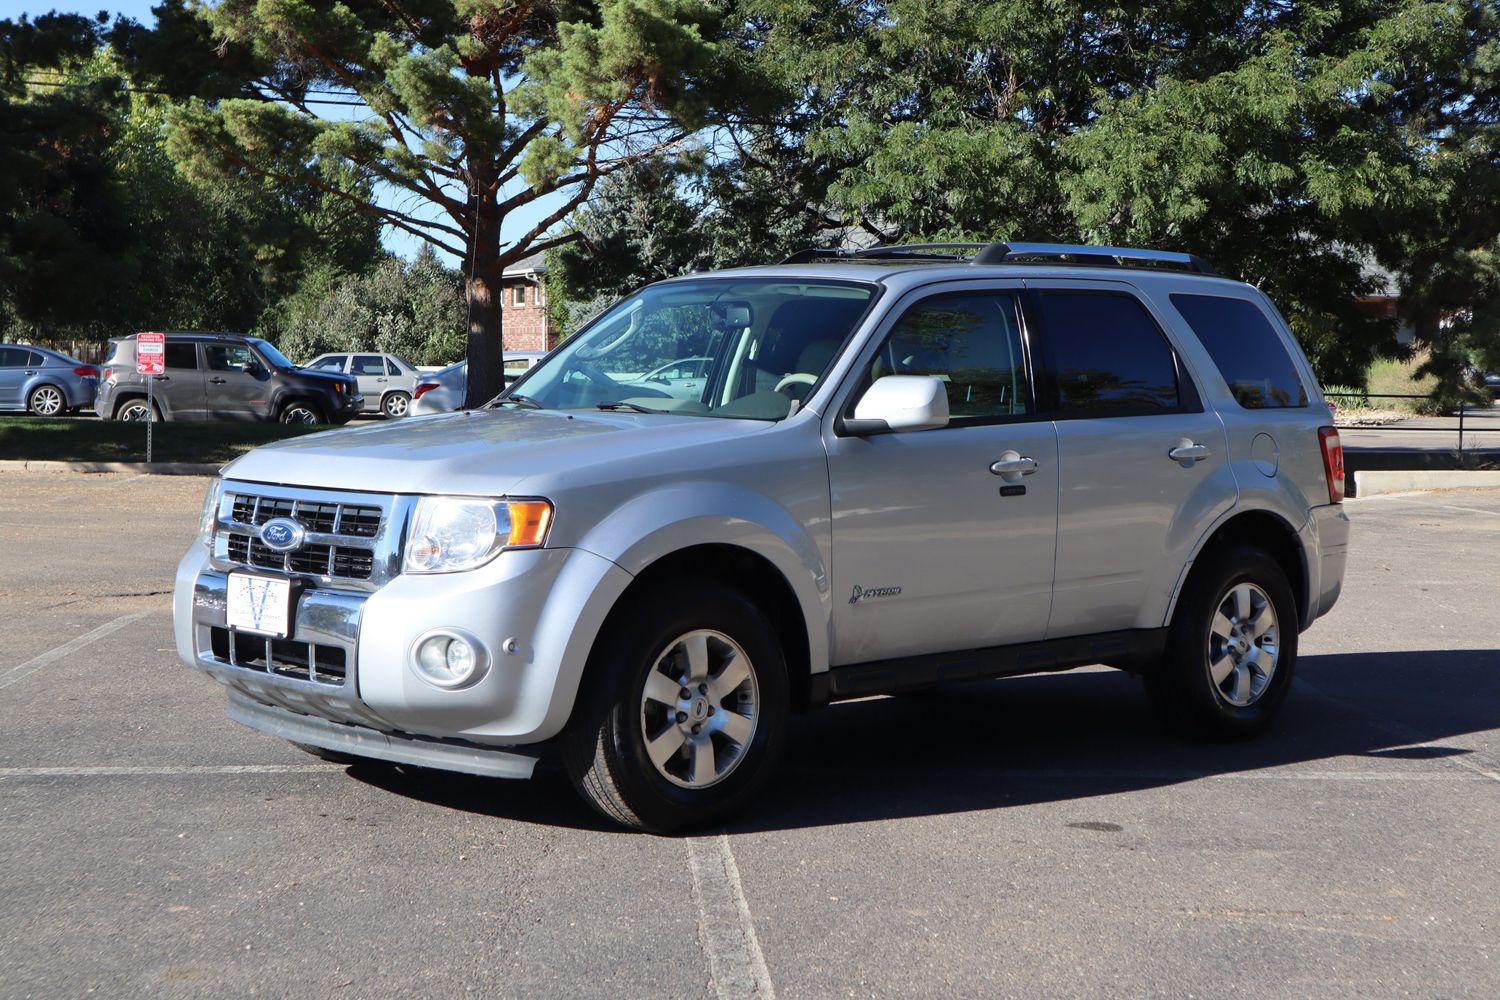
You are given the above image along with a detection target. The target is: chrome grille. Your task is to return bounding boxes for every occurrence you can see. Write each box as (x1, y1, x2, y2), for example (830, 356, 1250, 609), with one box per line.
(211, 482, 405, 588)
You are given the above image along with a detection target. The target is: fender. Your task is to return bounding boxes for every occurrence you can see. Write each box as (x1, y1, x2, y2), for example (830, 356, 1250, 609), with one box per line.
(571, 480, 832, 677)
(1161, 495, 1310, 631)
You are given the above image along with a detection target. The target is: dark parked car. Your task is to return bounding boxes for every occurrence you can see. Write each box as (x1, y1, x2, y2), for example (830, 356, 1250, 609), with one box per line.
(0, 344, 99, 415)
(96, 333, 361, 424)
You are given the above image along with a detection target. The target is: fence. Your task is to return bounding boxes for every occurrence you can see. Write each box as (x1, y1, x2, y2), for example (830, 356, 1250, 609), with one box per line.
(1324, 391, 1495, 457)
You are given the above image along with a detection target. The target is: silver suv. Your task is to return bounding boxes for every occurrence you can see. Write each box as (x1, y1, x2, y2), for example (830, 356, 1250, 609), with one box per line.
(173, 242, 1351, 832)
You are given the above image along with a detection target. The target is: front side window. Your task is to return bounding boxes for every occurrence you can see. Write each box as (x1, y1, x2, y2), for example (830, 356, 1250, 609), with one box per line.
(351, 355, 386, 375)
(504, 278, 876, 420)
(867, 293, 1029, 421)
(165, 343, 199, 370)
(310, 356, 346, 372)
(0, 347, 25, 368)
(1171, 293, 1308, 409)
(204, 344, 256, 372)
(1036, 292, 1181, 415)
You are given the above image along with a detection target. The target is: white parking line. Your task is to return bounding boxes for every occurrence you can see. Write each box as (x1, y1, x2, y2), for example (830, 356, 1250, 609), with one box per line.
(1352, 494, 1500, 517)
(787, 766, 1485, 782)
(0, 610, 153, 690)
(0, 764, 333, 778)
(688, 833, 776, 1000)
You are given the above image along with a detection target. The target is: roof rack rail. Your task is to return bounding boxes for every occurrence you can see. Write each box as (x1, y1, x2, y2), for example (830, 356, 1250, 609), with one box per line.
(781, 241, 1217, 275)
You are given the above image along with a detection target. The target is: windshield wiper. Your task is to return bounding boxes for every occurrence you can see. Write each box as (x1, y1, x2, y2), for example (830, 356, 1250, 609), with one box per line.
(486, 394, 542, 410)
(597, 400, 664, 413)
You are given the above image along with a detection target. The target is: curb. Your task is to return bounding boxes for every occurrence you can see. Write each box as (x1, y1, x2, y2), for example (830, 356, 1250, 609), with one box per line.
(1353, 469, 1500, 498)
(0, 459, 222, 476)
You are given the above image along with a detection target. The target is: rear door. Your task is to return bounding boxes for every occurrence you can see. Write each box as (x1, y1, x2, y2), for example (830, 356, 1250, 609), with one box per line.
(350, 354, 390, 410)
(825, 282, 1058, 664)
(0, 347, 28, 406)
(1025, 281, 1234, 638)
(157, 342, 207, 419)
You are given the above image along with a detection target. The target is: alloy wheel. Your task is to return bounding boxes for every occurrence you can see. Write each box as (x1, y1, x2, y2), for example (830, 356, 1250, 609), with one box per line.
(29, 386, 64, 416)
(1206, 582, 1280, 708)
(638, 629, 759, 789)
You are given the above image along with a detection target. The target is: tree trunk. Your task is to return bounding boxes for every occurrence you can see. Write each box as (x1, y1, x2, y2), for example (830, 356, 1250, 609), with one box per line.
(464, 177, 504, 408)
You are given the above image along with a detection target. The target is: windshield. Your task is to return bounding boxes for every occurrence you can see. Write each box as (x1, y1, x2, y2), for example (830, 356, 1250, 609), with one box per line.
(502, 278, 876, 419)
(251, 338, 297, 371)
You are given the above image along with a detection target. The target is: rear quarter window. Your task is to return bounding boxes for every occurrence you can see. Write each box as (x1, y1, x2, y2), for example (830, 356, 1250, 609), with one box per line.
(1171, 294, 1308, 409)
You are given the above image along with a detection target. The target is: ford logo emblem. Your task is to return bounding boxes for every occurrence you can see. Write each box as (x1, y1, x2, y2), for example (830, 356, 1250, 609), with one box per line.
(259, 517, 305, 552)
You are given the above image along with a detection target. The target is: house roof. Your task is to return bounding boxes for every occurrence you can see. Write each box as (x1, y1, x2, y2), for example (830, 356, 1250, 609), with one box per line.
(502, 251, 547, 278)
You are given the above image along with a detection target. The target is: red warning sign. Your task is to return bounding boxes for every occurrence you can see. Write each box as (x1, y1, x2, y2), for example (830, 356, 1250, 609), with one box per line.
(136, 331, 166, 375)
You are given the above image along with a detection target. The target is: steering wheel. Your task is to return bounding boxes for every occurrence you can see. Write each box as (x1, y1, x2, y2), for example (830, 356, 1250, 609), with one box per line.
(573, 360, 620, 389)
(773, 372, 818, 395)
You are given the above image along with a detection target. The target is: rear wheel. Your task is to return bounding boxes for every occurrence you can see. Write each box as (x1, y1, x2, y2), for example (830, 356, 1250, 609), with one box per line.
(115, 398, 159, 422)
(381, 391, 411, 418)
(1146, 545, 1298, 739)
(279, 401, 324, 424)
(27, 384, 65, 416)
(564, 579, 788, 833)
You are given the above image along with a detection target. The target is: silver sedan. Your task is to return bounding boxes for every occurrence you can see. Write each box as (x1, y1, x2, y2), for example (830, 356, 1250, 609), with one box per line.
(410, 352, 547, 415)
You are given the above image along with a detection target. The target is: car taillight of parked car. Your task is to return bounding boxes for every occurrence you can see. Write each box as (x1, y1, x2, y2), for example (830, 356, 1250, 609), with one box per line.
(1318, 426, 1345, 504)
(74, 366, 98, 378)
(101, 367, 112, 382)
(413, 382, 438, 400)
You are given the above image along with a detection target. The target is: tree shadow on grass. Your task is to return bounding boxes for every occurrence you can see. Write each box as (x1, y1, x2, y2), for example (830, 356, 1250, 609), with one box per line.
(344, 649, 1500, 834)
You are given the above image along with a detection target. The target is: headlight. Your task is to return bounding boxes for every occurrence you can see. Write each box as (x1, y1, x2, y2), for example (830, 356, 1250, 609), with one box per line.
(403, 496, 553, 574)
(199, 480, 223, 549)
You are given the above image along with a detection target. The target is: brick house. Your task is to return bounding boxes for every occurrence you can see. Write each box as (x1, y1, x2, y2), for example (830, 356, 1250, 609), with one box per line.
(500, 252, 556, 351)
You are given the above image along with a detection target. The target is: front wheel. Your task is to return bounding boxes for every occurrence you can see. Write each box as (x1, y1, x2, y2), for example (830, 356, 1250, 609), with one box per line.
(564, 580, 788, 833)
(279, 401, 324, 424)
(1146, 545, 1298, 740)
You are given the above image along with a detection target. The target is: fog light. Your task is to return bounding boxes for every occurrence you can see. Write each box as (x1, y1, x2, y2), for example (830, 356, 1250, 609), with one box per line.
(411, 630, 488, 689)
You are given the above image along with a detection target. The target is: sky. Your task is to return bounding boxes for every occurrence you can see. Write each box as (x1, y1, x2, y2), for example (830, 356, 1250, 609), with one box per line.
(3, 0, 567, 266)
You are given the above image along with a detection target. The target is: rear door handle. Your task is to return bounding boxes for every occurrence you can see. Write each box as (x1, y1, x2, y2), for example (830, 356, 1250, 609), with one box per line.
(152, 375, 170, 382)
(989, 453, 1038, 476)
(1168, 441, 1211, 463)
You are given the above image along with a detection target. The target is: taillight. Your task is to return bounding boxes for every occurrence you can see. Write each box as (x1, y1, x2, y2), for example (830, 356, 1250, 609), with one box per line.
(413, 382, 438, 400)
(1318, 426, 1345, 503)
(101, 367, 112, 382)
(74, 366, 98, 378)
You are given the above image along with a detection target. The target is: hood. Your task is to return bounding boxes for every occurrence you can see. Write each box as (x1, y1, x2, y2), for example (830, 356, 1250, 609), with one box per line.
(288, 368, 356, 389)
(220, 408, 772, 496)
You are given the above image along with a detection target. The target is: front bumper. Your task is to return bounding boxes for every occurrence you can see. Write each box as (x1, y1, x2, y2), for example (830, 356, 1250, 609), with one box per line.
(175, 537, 632, 749)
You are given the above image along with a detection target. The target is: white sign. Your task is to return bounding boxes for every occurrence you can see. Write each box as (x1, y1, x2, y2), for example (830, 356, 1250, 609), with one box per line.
(226, 573, 292, 638)
(136, 331, 166, 375)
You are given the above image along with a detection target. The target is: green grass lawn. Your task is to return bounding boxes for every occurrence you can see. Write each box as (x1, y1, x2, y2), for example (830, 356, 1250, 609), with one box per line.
(0, 416, 332, 464)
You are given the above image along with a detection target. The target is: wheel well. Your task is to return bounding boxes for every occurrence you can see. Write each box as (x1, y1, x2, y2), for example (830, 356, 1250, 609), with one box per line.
(1189, 511, 1307, 626)
(112, 392, 150, 417)
(615, 544, 814, 711)
(278, 396, 321, 415)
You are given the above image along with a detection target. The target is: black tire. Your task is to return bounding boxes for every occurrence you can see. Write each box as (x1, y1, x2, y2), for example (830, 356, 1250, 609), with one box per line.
(1146, 544, 1298, 740)
(563, 579, 789, 833)
(279, 401, 324, 424)
(289, 741, 364, 765)
(27, 384, 66, 417)
(381, 391, 411, 418)
(114, 397, 161, 422)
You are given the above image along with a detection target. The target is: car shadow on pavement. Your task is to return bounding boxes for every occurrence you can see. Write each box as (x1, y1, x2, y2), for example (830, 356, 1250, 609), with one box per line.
(342, 649, 1500, 834)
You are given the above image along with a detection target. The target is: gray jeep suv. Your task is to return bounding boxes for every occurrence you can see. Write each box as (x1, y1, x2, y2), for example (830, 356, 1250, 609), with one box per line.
(98, 333, 361, 424)
(173, 242, 1350, 832)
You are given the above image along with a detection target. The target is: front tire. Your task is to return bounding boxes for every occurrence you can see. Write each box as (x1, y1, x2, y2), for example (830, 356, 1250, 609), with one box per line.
(279, 401, 324, 424)
(564, 580, 789, 833)
(1146, 545, 1298, 740)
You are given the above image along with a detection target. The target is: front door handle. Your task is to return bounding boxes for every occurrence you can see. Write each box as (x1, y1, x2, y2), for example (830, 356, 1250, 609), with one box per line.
(209, 377, 227, 384)
(989, 453, 1038, 476)
(1168, 441, 1211, 464)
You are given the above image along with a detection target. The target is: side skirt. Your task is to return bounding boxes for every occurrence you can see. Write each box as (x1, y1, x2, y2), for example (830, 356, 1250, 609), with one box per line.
(809, 628, 1168, 706)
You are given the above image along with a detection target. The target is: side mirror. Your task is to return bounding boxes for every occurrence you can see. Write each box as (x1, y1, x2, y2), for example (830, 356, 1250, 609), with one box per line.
(844, 375, 949, 434)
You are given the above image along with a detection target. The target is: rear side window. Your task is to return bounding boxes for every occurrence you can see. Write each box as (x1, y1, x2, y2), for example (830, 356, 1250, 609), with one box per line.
(1171, 294, 1308, 409)
(1035, 292, 1181, 415)
(352, 355, 386, 375)
(165, 343, 198, 370)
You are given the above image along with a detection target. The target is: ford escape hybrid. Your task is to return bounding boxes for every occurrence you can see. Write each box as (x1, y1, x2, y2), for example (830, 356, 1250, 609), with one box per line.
(174, 242, 1350, 833)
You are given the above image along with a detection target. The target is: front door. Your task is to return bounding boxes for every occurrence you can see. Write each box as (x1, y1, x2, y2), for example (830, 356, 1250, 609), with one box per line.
(351, 355, 390, 410)
(1025, 282, 1234, 638)
(203, 342, 270, 420)
(825, 284, 1058, 665)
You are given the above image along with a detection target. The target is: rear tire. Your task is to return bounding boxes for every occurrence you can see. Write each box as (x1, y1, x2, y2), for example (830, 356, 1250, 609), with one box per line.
(564, 579, 789, 833)
(1146, 545, 1298, 740)
(114, 398, 160, 422)
(381, 391, 410, 418)
(27, 384, 65, 416)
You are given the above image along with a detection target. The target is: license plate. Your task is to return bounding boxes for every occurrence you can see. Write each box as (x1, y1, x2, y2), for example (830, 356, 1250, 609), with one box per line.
(226, 573, 292, 638)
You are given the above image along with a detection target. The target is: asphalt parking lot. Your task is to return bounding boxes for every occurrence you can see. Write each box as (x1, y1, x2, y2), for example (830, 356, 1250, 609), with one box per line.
(1, 473, 1497, 999)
